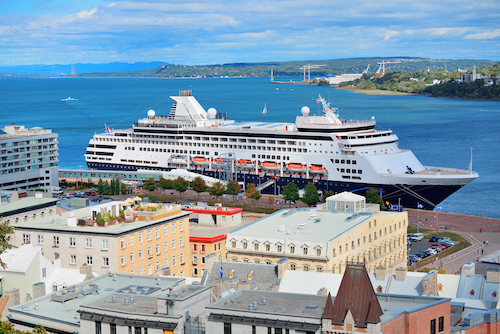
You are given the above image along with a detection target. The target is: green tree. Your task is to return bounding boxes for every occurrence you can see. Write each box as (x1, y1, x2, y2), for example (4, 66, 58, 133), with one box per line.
(0, 219, 15, 268)
(226, 179, 241, 202)
(365, 188, 384, 208)
(120, 183, 128, 195)
(282, 182, 300, 207)
(250, 187, 262, 204)
(191, 177, 207, 200)
(97, 178, 104, 194)
(114, 178, 120, 195)
(102, 180, 110, 195)
(245, 183, 257, 205)
(302, 182, 319, 207)
(322, 190, 334, 202)
(143, 178, 157, 194)
(110, 179, 116, 195)
(210, 182, 226, 200)
(157, 178, 173, 195)
(173, 177, 188, 198)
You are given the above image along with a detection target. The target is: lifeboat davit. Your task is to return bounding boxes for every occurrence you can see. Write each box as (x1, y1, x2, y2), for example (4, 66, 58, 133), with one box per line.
(212, 158, 224, 166)
(287, 163, 307, 173)
(309, 165, 326, 174)
(192, 157, 210, 166)
(237, 159, 255, 169)
(261, 161, 281, 171)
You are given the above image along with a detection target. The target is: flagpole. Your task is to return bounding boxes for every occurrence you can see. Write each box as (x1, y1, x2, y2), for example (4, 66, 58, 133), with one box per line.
(417, 203, 420, 233)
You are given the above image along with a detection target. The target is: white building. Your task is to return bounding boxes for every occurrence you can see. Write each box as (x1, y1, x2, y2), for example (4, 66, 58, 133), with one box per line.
(0, 124, 58, 191)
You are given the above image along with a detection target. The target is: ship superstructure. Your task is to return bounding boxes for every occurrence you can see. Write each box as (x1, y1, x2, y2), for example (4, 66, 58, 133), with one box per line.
(85, 90, 477, 209)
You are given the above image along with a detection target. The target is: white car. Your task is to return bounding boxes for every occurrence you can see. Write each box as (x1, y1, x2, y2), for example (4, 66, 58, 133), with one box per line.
(437, 237, 451, 243)
(409, 233, 424, 241)
(426, 248, 438, 255)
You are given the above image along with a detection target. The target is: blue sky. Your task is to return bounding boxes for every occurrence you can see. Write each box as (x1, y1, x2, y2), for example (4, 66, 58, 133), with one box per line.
(1, 0, 499, 66)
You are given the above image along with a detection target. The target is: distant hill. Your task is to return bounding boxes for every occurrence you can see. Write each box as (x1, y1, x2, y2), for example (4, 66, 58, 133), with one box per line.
(0, 61, 167, 77)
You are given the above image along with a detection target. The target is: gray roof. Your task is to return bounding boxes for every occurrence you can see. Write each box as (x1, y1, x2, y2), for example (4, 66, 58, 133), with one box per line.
(229, 207, 399, 242)
(0, 197, 58, 216)
(206, 261, 280, 290)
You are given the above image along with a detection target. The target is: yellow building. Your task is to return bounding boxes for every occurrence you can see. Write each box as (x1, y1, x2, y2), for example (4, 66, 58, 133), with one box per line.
(12, 199, 191, 277)
(226, 192, 407, 274)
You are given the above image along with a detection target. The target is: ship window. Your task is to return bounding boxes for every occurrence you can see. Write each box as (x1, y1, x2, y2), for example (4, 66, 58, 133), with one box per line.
(341, 160, 345, 164)
(352, 170, 356, 174)
(341, 168, 345, 173)
(358, 170, 362, 174)
(346, 169, 350, 173)
(346, 160, 350, 164)
(335, 159, 339, 163)
(352, 160, 356, 164)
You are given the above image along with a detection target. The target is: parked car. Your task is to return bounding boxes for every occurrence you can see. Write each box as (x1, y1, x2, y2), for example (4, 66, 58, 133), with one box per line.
(85, 191, 96, 196)
(437, 237, 451, 243)
(408, 254, 422, 263)
(430, 243, 446, 250)
(415, 251, 428, 259)
(431, 246, 443, 253)
(425, 248, 438, 256)
(407, 239, 412, 246)
(409, 233, 424, 241)
(429, 235, 440, 242)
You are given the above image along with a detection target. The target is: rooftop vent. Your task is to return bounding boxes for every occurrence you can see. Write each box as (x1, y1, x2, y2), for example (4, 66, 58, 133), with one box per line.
(298, 223, 307, 229)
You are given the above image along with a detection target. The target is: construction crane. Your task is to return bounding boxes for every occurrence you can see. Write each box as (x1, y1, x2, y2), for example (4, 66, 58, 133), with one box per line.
(376, 60, 401, 74)
(362, 64, 370, 74)
(300, 64, 326, 82)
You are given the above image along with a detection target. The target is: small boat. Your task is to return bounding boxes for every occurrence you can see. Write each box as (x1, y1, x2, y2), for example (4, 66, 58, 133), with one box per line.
(262, 103, 267, 115)
(192, 157, 210, 166)
(287, 163, 307, 173)
(261, 161, 280, 171)
(61, 96, 78, 101)
(237, 159, 255, 169)
(310, 165, 326, 174)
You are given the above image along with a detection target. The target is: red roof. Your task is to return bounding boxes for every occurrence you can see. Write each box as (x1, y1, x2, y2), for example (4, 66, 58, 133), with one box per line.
(189, 234, 227, 244)
(323, 263, 383, 328)
(184, 207, 243, 215)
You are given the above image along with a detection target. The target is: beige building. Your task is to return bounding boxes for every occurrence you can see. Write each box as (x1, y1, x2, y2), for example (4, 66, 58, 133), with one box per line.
(226, 192, 407, 274)
(10, 199, 192, 277)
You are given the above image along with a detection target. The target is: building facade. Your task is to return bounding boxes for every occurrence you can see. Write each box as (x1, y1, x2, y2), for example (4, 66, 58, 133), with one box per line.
(10, 200, 191, 277)
(0, 191, 58, 226)
(0, 124, 58, 191)
(226, 193, 407, 274)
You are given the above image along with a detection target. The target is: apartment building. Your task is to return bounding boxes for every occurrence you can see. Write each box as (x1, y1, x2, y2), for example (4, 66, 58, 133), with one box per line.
(226, 192, 407, 274)
(0, 124, 58, 191)
(11, 199, 191, 277)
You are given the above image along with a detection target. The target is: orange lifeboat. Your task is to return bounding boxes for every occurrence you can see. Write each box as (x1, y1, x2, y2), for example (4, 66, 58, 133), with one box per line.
(192, 157, 210, 166)
(287, 163, 307, 173)
(212, 158, 224, 166)
(309, 165, 326, 174)
(237, 159, 255, 169)
(261, 161, 280, 171)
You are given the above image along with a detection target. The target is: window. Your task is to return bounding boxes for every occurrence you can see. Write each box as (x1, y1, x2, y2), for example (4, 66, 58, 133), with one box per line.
(156, 243, 160, 255)
(193, 256, 198, 264)
(172, 223, 176, 234)
(155, 227, 160, 238)
(138, 232, 143, 243)
(290, 246, 295, 254)
(438, 316, 444, 332)
(70, 254, 76, 264)
(290, 264, 296, 270)
(130, 252, 135, 263)
(163, 224, 168, 236)
(180, 221, 184, 231)
(316, 248, 321, 256)
(69, 237, 76, 247)
(231, 241, 236, 248)
(148, 263, 152, 275)
(37, 235, 44, 244)
(147, 229, 152, 241)
(303, 265, 309, 271)
(277, 245, 282, 252)
(180, 236, 184, 247)
(265, 244, 270, 251)
(110, 324, 116, 334)
(103, 257, 110, 267)
(129, 234, 134, 246)
(254, 243, 259, 250)
(224, 323, 231, 334)
(316, 267, 323, 272)
(148, 246, 152, 256)
(139, 249, 143, 260)
(172, 238, 176, 249)
(180, 252, 184, 264)
(120, 237, 125, 249)
(121, 255, 125, 266)
(86, 256, 93, 265)
(53, 236, 59, 246)
(201, 245, 205, 252)
(430, 319, 436, 334)
(86, 238, 92, 248)
(102, 239, 108, 250)
(22, 233, 31, 244)
(164, 241, 168, 252)
(95, 321, 102, 334)
(172, 255, 177, 267)
(243, 242, 247, 249)
(164, 257, 169, 267)
(42, 268, 46, 277)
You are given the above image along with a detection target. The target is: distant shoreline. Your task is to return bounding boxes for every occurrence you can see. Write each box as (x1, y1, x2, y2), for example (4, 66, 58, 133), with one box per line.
(337, 87, 416, 96)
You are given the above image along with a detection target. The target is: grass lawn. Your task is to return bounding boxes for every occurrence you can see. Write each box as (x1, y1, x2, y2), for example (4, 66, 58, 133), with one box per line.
(407, 228, 471, 270)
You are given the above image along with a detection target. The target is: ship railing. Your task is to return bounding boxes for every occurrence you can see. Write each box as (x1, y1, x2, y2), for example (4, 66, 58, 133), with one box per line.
(134, 122, 197, 129)
(423, 166, 475, 175)
(295, 119, 375, 127)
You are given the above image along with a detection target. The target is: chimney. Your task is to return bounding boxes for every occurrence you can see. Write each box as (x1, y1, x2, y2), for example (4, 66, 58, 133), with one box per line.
(276, 257, 289, 278)
(33, 282, 46, 299)
(5, 288, 20, 307)
(204, 253, 218, 279)
(461, 261, 476, 276)
(375, 266, 387, 281)
(395, 267, 407, 281)
(487, 267, 500, 282)
(422, 270, 438, 296)
(317, 287, 328, 295)
(80, 264, 93, 280)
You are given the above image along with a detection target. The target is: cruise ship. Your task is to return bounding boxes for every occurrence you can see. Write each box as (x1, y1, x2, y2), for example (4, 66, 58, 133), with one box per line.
(85, 90, 478, 209)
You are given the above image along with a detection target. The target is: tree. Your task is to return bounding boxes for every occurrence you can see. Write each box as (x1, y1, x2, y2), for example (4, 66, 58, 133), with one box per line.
(97, 178, 104, 194)
(250, 187, 262, 204)
(110, 179, 116, 195)
(120, 183, 128, 195)
(0, 320, 47, 333)
(323, 190, 334, 202)
(302, 182, 319, 207)
(366, 188, 384, 208)
(102, 180, 110, 195)
(268, 195, 275, 206)
(0, 219, 15, 268)
(173, 177, 188, 198)
(226, 179, 241, 202)
(210, 182, 226, 200)
(282, 182, 300, 207)
(114, 178, 120, 195)
(245, 183, 257, 205)
(191, 177, 207, 200)
(157, 178, 173, 195)
(143, 178, 157, 194)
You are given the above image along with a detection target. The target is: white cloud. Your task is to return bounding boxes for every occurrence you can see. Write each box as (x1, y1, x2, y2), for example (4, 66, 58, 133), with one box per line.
(465, 29, 500, 40)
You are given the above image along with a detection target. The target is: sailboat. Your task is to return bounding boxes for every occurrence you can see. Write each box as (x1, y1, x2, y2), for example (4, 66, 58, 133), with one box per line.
(261, 103, 267, 115)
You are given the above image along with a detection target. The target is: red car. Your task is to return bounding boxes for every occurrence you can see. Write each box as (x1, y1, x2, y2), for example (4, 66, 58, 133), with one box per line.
(85, 191, 96, 196)
(430, 243, 446, 250)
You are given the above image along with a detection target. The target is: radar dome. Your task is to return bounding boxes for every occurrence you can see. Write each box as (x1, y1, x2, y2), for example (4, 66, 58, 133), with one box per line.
(207, 108, 217, 119)
(147, 109, 156, 118)
(301, 106, 310, 116)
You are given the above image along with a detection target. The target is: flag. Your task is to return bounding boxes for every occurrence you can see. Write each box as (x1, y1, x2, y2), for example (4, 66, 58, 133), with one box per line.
(437, 205, 444, 211)
(105, 124, 112, 133)
(219, 255, 223, 279)
(417, 203, 424, 209)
